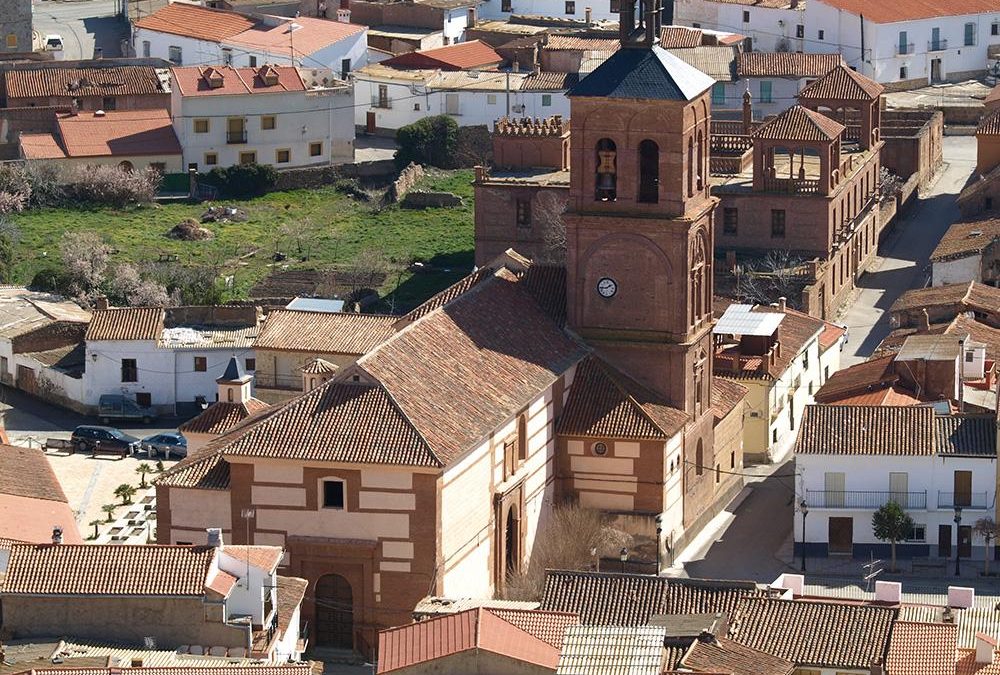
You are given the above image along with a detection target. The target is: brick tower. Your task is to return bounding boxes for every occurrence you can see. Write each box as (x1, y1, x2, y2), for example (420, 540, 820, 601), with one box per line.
(564, 0, 720, 525)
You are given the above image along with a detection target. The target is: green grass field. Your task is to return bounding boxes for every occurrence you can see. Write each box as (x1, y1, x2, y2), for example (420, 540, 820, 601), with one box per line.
(11, 169, 475, 312)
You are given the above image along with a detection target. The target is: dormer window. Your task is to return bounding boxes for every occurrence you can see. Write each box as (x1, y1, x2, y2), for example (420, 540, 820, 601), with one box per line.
(258, 65, 280, 86)
(202, 67, 224, 89)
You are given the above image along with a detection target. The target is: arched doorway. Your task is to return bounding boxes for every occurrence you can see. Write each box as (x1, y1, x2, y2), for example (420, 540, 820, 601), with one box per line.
(315, 574, 353, 649)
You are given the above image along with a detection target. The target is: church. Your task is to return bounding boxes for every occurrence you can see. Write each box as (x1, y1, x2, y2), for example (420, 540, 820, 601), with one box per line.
(155, 0, 747, 657)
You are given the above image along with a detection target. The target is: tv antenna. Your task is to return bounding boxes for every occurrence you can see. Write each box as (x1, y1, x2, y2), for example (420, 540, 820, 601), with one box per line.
(862, 552, 884, 593)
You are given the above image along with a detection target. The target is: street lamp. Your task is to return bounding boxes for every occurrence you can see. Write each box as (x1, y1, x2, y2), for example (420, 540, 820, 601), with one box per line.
(656, 526, 663, 573)
(955, 506, 963, 576)
(799, 498, 809, 572)
(619, 547, 629, 574)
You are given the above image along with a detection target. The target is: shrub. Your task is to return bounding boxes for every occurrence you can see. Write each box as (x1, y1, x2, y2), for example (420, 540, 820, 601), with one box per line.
(143, 263, 225, 305)
(201, 163, 277, 198)
(0, 163, 32, 213)
(107, 262, 173, 307)
(29, 266, 69, 293)
(64, 165, 160, 207)
(395, 115, 459, 169)
(60, 231, 111, 303)
(22, 162, 65, 207)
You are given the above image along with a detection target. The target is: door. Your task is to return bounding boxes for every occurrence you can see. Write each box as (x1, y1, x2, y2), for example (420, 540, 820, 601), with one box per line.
(931, 58, 942, 83)
(445, 93, 459, 115)
(959, 525, 973, 558)
(939, 524, 952, 557)
(954, 470, 972, 507)
(366, 110, 376, 134)
(828, 517, 853, 554)
(15, 364, 36, 393)
(824, 472, 845, 508)
(227, 117, 245, 143)
(931, 27, 941, 51)
(889, 472, 909, 509)
(315, 574, 353, 649)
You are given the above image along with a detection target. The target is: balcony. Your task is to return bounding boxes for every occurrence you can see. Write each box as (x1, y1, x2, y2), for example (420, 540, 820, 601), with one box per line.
(928, 39, 948, 52)
(804, 490, 927, 510)
(372, 95, 392, 109)
(896, 42, 915, 55)
(938, 491, 991, 509)
(762, 176, 821, 194)
(226, 130, 247, 144)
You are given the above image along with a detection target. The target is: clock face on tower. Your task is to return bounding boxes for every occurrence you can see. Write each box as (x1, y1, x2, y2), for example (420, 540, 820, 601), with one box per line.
(597, 277, 618, 298)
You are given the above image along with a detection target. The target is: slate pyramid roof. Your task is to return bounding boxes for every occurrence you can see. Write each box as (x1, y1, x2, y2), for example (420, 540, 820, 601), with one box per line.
(217, 356, 247, 383)
(569, 44, 715, 101)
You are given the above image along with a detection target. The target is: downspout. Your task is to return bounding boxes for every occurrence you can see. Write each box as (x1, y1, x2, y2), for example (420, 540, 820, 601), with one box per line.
(860, 13, 866, 77)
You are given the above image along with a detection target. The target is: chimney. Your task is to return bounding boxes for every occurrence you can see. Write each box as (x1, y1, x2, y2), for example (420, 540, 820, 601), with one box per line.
(778, 296, 787, 312)
(95, 295, 109, 311)
(874, 580, 901, 604)
(336, 7, 350, 21)
(869, 659, 884, 675)
(52, 526, 63, 545)
(206, 527, 224, 548)
(977, 633, 998, 664)
(585, 6, 592, 23)
(467, 7, 476, 25)
(742, 88, 753, 133)
(920, 308, 930, 332)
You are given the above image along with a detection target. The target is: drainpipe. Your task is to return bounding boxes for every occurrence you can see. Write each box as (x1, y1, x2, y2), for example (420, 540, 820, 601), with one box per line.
(859, 14, 866, 76)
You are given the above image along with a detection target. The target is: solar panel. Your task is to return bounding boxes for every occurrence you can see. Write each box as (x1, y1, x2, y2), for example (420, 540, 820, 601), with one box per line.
(713, 304, 784, 336)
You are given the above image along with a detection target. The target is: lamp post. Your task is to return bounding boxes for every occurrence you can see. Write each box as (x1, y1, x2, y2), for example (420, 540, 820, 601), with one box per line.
(799, 498, 809, 571)
(619, 547, 629, 574)
(656, 526, 662, 573)
(955, 506, 963, 576)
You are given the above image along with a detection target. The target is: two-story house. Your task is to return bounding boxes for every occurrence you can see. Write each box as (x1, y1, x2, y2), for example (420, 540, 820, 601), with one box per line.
(806, 0, 1000, 89)
(83, 305, 261, 416)
(170, 65, 354, 170)
(0, 534, 306, 661)
(675, 0, 806, 53)
(796, 405, 997, 562)
(3, 63, 171, 111)
(134, 2, 368, 76)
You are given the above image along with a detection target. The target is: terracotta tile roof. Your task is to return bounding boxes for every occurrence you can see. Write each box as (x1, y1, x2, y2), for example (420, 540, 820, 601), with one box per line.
(155, 451, 231, 489)
(979, 110, 1000, 135)
(556, 625, 667, 675)
(668, 45, 738, 82)
(797, 64, 883, 101)
(557, 354, 687, 439)
(826, 386, 922, 406)
(26, 668, 312, 675)
(178, 398, 270, 435)
(216, 381, 440, 467)
(892, 281, 1000, 315)
(275, 575, 308, 639)
(486, 608, 580, 649)
(541, 570, 764, 626)
(818, 321, 847, 352)
(398, 266, 493, 324)
(225, 16, 364, 59)
(254, 310, 395, 354)
(171, 65, 305, 97)
(377, 606, 561, 673)
(711, 376, 747, 421)
(795, 405, 937, 455)
(206, 569, 238, 597)
(300, 357, 337, 374)
(222, 545, 284, 571)
(887, 621, 958, 675)
(382, 40, 503, 70)
(680, 635, 795, 675)
(714, 305, 826, 380)
(85, 307, 164, 341)
(521, 71, 580, 90)
(752, 105, 845, 142)
(513, 262, 567, 325)
(0, 493, 83, 545)
(936, 414, 997, 456)
(817, 0, 1000, 23)
(1, 543, 217, 596)
(4, 66, 166, 100)
(738, 52, 842, 78)
(546, 35, 620, 51)
(134, 2, 256, 41)
(729, 597, 897, 669)
(23, 110, 181, 160)
(0, 445, 68, 503)
(814, 354, 898, 403)
(659, 26, 703, 48)
(931, 216, 1000, 261)
(949, 314, 1000, 361)
(957, 648, 1000, 675)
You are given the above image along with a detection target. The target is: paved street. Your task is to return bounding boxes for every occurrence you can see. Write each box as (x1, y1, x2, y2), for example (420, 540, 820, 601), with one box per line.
(839, 135, 977, 366)
(32, 0, 125, 61)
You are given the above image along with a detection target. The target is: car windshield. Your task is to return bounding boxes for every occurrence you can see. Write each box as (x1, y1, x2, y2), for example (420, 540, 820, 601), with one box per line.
(108, 429, 127, 440)
(46, 39, 60, 46)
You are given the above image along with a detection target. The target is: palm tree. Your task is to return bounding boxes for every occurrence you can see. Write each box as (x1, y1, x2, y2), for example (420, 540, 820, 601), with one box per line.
(102, 503, 117, 522)
(88, 519, 102, 539)
(114, 483, 137, 505)
(975, 517, 999, 575)
(136, 463, 153, 488)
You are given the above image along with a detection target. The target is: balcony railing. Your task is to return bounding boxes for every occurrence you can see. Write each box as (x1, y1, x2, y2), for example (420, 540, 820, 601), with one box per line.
(896, 42, 915, 55)
(762, 176, 822, 194)
(938, 491, 990, 509)
(804, 490, 927, 510)
(372, 95, 392, 109)
(928, 39, 948, 52)
(226, 130, 247, 144)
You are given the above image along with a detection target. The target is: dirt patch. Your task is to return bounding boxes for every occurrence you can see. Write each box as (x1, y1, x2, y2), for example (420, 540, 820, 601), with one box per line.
(168, 218, 214, 241)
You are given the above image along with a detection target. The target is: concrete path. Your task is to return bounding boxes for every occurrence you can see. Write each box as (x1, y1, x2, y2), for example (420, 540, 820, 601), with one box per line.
(839, 136, 977, 366)
(32, 0, 125, 61)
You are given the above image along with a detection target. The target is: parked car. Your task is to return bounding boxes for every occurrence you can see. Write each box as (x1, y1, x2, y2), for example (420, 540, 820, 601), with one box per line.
(70, 425, 140, 456)
(141, 432, 187, 459)
(99, 394, 156, 424)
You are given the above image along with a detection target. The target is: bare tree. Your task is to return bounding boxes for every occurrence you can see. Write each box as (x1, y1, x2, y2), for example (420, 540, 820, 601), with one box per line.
(879, 167, 903, 204)
(536, 191, 568, 264)
(733, 249, 808, 307)
(975, 517, 999, 575)
(60, 231, 112, 305)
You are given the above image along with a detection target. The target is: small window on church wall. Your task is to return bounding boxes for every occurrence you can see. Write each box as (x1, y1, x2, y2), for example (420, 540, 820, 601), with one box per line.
(516, 199, 531, 227)
(695, 440, 704, 476)
(595, 138, 617, 202)
(638, 139, 659, 203)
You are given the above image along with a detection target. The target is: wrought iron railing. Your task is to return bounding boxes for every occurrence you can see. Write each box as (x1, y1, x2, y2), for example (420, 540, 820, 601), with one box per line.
(804, 490, 927, 509)
(938, 491, 990, 509)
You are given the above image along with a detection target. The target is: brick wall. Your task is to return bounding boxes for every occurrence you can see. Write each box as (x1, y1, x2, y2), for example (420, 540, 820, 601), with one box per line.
(882, 109, 944, 186)
(474, 181, 568, 266)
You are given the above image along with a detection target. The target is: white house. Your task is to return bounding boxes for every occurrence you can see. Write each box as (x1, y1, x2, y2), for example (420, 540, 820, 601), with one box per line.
(477, 0, 618, 23)
(354, 64, 571, 132)
(171, 64, 354, 170)
(675, 0, 807, 53)
(930, 215, 1000, 288)
(83, 305, 261, 415)
(806, 0, 1000, 88)
(134, 2, 368, 76)
(796, 405, 997, 563)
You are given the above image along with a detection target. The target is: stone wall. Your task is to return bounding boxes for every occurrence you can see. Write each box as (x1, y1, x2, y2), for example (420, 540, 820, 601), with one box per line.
(400, 191, 463, 208)
(881, 109, 944, 187)
(384, 162, 424, 204)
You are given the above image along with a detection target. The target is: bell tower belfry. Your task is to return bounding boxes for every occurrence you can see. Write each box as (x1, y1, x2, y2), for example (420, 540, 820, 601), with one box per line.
(564, 15, 718, 421)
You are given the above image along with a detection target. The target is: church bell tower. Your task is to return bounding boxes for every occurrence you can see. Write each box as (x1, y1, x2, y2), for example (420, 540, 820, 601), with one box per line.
(564, 6, 718, 424)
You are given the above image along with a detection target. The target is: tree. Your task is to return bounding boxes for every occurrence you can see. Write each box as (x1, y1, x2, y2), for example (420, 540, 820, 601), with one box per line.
(89, 519, 102, 539)
(114, 483, 137, 505)
(975, 517, 999, 575)
(395, 115, 459, 169)
(872, 501, 914, 572)
(60, 231, 111, 304)
(156, 460, 165, 473)
(136, 462, 153, 488)
(102, 503, 117, 522)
